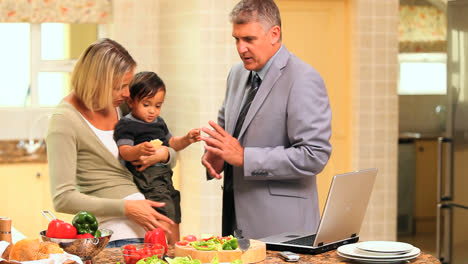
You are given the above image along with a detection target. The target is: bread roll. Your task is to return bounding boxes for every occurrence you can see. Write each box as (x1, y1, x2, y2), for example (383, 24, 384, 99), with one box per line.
(1, 243, 11, 260)
(36, 242, 63, 259)
(9, 238, 40, 262)
(9, 239, 63, 261)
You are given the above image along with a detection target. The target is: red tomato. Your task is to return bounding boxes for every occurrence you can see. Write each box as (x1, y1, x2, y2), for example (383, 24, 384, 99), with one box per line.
(150, 250, 162, 256)
(124, 256, 130, 263)
(130, 255, 140, 263)
(124, 244, 137, 251)
(151, 243, 163, 249)
(176, 240, 189, 246)
(182, 235, 197, 242)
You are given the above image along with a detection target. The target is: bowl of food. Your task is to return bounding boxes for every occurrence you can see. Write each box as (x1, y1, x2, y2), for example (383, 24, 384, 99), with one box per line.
(120, 243, 165, 264)
(40, 228, 113, 263)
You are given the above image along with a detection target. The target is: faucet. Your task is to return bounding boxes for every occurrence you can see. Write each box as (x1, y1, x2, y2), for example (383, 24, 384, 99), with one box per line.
(17, 113, 50, 155)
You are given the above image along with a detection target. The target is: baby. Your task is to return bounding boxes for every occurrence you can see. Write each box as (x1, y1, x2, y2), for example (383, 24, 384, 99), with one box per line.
(114, 71, 200, 244)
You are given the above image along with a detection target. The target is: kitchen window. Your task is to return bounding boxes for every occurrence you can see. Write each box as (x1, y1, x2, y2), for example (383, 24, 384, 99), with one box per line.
(398, 53, 447, 95)
(0, 23, 99, 139)
(0, 23, 98, 107)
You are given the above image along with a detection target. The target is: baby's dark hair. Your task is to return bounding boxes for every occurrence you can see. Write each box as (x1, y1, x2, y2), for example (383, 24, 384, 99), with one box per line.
(129, 71, 166, 100)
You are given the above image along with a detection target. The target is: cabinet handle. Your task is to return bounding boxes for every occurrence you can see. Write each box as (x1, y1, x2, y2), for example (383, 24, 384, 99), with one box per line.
(36, 172, 41, 178)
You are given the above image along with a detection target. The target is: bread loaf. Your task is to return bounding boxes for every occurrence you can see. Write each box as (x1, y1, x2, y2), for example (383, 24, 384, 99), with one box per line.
(9, 238, 63, 261)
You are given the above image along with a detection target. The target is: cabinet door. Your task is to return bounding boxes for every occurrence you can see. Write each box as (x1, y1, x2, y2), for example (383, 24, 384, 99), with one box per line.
(0, 163, 46, 238)
(0, 163, 73, 238)
(414, 139, 437, 233)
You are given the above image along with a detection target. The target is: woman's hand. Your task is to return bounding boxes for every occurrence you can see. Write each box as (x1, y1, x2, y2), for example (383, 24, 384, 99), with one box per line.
(125, 200, 174, 232)
(131, 146, 169, 172)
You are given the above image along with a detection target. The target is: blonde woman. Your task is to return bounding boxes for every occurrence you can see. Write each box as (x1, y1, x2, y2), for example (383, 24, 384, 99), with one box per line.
(46, 38, 175, 247)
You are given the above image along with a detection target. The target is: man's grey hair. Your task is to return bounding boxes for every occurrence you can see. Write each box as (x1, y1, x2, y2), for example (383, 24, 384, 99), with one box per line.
(230, 0, 282, 39)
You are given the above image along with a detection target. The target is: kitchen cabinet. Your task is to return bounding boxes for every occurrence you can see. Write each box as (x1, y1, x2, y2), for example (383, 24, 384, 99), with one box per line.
(0, 163, 73, 238)
(414, 139, 438, 233)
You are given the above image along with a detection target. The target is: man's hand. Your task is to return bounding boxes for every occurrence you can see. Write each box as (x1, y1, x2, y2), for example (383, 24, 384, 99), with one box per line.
(201, 120, 244, 167)
(201, 150, 224, 179)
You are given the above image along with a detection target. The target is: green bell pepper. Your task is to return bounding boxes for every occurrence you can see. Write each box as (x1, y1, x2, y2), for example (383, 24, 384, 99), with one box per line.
(222, 238, 238, 250)
(72, 211, 99, 235)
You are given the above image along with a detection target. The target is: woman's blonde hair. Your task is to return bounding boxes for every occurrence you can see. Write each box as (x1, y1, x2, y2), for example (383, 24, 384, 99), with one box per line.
(71, 38, 136, 111)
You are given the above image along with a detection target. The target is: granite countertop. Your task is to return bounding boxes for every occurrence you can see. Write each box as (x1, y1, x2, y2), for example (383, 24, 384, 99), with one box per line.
(0, 140, 47, 164)
(93, 246, 441, 264)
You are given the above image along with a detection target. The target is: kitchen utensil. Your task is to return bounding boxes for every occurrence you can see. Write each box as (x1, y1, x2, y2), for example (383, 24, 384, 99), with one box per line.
(234, 229, 250, 252)
(41, 210, 112, 264)
(40, 228, 113, 264)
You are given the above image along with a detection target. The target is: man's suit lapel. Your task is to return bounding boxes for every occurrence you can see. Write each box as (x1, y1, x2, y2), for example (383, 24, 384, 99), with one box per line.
(237, 45, 290, 140)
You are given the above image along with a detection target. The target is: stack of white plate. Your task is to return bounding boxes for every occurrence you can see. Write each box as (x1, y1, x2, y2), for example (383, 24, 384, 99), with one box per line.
(337, 241, 421, 263)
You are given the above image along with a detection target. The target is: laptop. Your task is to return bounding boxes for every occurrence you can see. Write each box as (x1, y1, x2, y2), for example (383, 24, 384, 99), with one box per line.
(259, 168, 377, 254)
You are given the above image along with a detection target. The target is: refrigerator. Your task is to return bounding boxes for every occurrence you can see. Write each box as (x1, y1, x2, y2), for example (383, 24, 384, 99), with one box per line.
(437, 0, 468, 263)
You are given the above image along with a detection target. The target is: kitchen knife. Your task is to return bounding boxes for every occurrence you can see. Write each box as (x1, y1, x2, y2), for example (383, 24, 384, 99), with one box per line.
(234, 229, 250, 252)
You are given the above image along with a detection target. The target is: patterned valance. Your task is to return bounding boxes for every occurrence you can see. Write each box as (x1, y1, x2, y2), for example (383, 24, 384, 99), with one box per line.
(0, 0, 111, 23)
(399, 5, 447, 53)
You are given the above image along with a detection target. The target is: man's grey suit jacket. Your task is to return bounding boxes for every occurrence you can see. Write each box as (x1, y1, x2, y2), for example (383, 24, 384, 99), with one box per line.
(218, 45, 332, 239)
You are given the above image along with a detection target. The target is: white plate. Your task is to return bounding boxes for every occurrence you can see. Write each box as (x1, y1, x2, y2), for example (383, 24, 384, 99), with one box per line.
(357, 241, 414, 254)
(338, 243, 420, 259)
(337, 251, 420, 264)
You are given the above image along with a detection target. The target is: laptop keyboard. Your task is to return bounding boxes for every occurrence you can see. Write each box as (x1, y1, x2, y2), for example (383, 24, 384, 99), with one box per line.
(283, 234, 317, 246)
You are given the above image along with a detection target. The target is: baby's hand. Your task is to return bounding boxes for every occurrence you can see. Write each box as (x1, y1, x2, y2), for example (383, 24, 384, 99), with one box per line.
(188, 128, 201, 143)
(135, 146, 169, 171)
(138, 142, 156, 156)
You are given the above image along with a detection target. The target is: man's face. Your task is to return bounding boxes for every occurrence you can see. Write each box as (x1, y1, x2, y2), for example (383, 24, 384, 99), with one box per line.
(232, 22, 280, 71)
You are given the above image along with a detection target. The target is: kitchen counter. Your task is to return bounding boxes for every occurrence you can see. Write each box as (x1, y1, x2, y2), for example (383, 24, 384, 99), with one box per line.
(0, 140, 47, 164)
(94, 246, 441, 263)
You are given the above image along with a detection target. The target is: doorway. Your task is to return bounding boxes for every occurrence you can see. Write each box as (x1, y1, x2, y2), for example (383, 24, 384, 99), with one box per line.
(276, 0, 352, 213)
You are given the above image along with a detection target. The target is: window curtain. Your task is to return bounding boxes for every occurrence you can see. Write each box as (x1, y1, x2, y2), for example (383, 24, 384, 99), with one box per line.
(399, 5, 446, 53)
(0, 0, 111, 23)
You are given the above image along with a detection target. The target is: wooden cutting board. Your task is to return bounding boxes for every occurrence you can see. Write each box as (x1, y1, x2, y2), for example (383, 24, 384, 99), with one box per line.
(174, 239, 266, 263)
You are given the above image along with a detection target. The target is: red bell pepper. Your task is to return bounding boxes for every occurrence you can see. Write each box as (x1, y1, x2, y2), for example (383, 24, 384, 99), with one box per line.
(45, 219, 77, 239)
(144, 228, 167, 254)
(76, 233, 94, 239)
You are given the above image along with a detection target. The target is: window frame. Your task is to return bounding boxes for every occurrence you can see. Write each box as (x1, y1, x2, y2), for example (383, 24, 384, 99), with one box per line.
(0, 23, 107, 140)
(30, 23, 76, 107)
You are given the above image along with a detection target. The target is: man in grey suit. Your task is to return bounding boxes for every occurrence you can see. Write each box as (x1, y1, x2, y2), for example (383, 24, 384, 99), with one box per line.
(201, 0, 332, 239)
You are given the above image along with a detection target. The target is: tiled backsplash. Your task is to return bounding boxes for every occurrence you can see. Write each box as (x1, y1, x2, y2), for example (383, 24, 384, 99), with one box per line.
(351, 0, 399, 241)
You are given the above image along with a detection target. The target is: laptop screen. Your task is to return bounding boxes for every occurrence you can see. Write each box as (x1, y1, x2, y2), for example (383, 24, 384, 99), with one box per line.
(313, 168, 377, 247)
